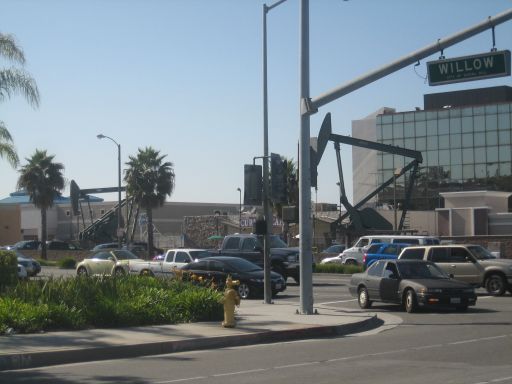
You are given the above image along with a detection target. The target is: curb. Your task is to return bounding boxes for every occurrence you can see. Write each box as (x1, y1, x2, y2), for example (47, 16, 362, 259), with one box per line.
(0, 316, 382, 372)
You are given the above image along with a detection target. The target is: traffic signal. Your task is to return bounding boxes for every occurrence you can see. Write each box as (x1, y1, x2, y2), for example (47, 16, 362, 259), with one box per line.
(270, 153, 287, 204)
(244, 164, 262, 206)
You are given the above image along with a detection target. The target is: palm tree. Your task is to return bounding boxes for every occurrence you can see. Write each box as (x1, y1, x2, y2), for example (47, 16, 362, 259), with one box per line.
(124, 147, 175, 258)
(0, 32, 40, 168)
(17, 150, 65, 260)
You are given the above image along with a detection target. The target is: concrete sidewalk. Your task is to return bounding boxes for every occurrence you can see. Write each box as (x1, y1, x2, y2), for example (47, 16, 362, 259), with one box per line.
(0, 301, 388, 371)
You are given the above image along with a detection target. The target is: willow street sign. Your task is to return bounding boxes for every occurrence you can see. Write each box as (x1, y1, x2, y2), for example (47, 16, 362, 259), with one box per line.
(427, 50, 511, 86)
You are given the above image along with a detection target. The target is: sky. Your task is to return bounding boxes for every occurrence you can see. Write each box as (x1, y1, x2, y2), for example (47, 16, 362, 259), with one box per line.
(1, 0, 512, 207)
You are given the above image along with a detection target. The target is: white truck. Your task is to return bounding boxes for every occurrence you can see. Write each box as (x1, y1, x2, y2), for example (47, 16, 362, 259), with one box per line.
(129, 248, 211, 277)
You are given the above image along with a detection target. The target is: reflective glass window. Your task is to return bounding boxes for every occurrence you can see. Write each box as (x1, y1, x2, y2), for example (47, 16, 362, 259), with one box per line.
(498, 104, 510, 113)
(486, 131, 498, 146)
(462, 133, 473, 148)
(404, 122, 414, 137)
(404, 112, 414, 122)
(463, 164, 475, 179)
(427, 135, 438, 150)
(487, 146, 499, 163)
(382, 139, 393, 146)
(449, 109, 461, 118)
(451, 149, 462, 165)
(416, 137, 426, 151)
(404, 138, 415, 149)
(475, 164, 486, 178)
(462, 148, 474, 163)
(450, 134, 461, 148)
(462, 107, 473, 117)
(377, 115, 383, 124)
(485, 105, 498, 114)
(381, 114, 392, 124)
(499, 145, 512, 162)
(451, 165, 462, 179)
(393, 138, 404, 147)
(427, 151, 438, 166)
(461, 116, 473, 133)
(427, 119, 437, 135)
(383, 154, 393, 168)
(474, 115, 485, 131)
(377, 125, 383, 140)
(498, 113, 510, 130)
(439, 150, 450, 165)
(426, 111, 437, 120)
(486, 114, 498, 130)
(499, 162, 512, 176)
(474, 106, 485, 116)
(415, 111, 426, 121)
(474, 132, 486, 146)
(475, 147, 486, 163)
(394, 155, 405, 169)
(499, 130, 511, 144)
(438, 135, 450, 149)
(393, 123, 404, 138)
(439, 118, 449, 135)
(438, 110, 449, 119)
(487, 162, 499, 177)
(450, 117, 461, 133)
(382, 124, 393, 140)
(416, 121, 427, 136)
(393, 114, 404, 123)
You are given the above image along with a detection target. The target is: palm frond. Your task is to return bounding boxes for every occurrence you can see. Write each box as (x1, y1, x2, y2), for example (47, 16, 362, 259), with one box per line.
(0, 33, 25, 64)
(0, 67, 40, 107)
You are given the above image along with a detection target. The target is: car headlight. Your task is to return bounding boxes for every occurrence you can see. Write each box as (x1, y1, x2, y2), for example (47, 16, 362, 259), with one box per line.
(419, 288, 442, 294)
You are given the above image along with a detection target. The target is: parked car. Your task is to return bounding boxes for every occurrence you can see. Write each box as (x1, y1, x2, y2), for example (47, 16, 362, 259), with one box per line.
(399, 244, 512, 296)
(76, 249, 144, 276)
(362, 243, 411, 268)
(92, 242, 163, 257)
(319, 244, 347, 264)
(11, 240, 41, 250)
(45, 240, 81, 250)
(16, 251, 41, 277)
(130, 248, 211, 276)
(181, 256, 286, 299)
(17, 264, 28, 279)
(349, 259, 477, 313)
(340, 235, 440, 265)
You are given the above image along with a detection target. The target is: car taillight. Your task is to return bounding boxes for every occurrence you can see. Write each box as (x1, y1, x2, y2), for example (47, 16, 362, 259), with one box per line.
(363, 254, 367, 265)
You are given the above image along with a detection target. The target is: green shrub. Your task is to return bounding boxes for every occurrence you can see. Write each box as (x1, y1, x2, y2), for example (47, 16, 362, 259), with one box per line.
(0, 275, 223, 334)
(314, 263, 363, 274)
(57, 257, 76, 269)
(0, 250, 18, 288)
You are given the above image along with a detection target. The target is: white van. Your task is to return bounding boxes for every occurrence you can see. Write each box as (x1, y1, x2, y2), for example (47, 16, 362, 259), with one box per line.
(340, 235, 440, 265)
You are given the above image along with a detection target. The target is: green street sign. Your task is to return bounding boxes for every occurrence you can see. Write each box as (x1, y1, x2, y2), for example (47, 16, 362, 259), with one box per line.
(427, 50, 511, 86)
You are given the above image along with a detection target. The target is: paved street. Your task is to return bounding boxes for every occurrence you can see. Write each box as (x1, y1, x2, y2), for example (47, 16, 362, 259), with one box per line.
(2, 273, 511, 383)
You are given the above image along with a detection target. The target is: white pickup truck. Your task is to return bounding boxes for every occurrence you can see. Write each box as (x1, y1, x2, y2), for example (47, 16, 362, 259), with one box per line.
(129, 248, 212, 277)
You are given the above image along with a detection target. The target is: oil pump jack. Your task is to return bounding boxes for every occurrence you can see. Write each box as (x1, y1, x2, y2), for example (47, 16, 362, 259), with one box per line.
(311, 113, 423, 234)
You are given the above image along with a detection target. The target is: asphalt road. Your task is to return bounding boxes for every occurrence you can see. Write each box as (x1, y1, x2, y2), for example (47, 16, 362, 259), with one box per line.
(3, 274, 511, 383)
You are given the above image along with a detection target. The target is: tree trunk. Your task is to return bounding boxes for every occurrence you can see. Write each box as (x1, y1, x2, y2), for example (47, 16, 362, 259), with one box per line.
(146, 208, 153, 259)
(41, 208, 47, 260)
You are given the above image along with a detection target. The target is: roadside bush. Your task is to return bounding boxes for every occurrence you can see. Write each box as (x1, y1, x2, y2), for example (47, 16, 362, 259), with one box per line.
(0, 275, 223, 334)
(57, 257, 76, 269)
(314, 263, 363, 274)
(0, 250, 18, 288)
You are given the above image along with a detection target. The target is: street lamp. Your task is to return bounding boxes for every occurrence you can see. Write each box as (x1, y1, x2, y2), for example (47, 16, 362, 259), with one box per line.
(236, 187, 242, 232)
(97, 134, 122, 249)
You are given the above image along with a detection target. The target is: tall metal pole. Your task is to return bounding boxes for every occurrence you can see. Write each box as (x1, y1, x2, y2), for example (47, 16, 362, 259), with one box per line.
(237, 187, 242, 232)
(97, 134, 122, 249)
(299, 0, 313, 314)
(262, 3, 272, 304)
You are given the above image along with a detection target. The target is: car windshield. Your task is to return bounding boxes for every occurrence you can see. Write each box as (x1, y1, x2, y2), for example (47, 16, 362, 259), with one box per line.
(397, 262, 448, 279)
(189, 251, 210, 260)
(223, 258, 262, 272)
(113, 250, 140, 260)
(468, 245, 496, 260)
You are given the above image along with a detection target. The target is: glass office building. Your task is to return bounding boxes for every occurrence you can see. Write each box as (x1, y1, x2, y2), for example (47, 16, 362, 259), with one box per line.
(353, 87, 512, 211)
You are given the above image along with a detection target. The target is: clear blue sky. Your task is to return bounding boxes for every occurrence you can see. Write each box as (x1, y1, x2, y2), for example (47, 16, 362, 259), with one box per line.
(1, 0, 512, 206)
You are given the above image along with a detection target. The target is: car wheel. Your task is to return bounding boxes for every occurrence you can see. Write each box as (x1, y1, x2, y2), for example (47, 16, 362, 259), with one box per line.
(358, 287, 371, 309)
(345, 259, 357, 266)
(77, 267, 88, 276)
(114, 268, 126, 277)
(238, 283, 251, 299)
(404, 289, 417, 313)
(140, 269, 154, 277)
(486, 273, 506, 296)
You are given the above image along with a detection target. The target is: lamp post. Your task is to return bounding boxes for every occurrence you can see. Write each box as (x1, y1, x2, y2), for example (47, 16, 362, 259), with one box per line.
(237, 187, 242, 232)
(97, 134, 122, 249)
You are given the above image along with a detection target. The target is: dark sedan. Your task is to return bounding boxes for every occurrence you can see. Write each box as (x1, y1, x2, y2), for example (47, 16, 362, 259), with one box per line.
(181, 256, 286, 299)
(349, 259, 477, 313)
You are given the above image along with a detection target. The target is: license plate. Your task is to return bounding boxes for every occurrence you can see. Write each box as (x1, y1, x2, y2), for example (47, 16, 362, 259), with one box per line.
(450, 297, 461, 304)
(275, 283, 282, 290)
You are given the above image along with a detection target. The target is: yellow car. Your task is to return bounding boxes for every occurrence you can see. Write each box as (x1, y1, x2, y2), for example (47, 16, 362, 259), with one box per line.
(76, 249, 144, 276)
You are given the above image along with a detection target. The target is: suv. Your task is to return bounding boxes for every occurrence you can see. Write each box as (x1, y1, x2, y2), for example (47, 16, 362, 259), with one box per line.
(398, 244, 512, 296)
(362, 243, 411, 268)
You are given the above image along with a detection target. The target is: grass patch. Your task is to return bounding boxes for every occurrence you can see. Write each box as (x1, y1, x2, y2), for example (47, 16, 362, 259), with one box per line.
(314, 263, 363, 274)
(0, 275, 223, 334)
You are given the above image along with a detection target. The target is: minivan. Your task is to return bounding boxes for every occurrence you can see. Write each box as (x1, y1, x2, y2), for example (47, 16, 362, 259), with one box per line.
(340, 235, 440, 265)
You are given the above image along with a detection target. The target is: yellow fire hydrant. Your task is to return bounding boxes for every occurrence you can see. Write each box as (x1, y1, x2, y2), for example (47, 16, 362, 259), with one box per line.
(221, 277, 240, 328)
